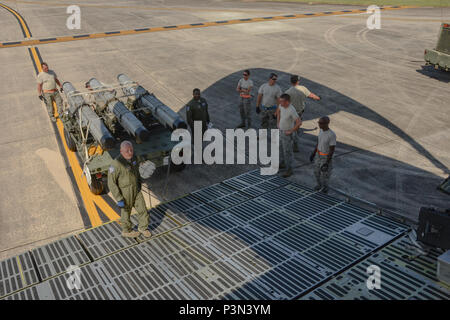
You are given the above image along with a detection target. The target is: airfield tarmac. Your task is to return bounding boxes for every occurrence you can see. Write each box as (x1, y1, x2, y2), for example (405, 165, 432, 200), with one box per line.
(0, 0, 449, 260)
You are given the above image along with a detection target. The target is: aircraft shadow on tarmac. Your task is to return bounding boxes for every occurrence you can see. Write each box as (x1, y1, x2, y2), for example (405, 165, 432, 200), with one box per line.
(416, 65, 450, 83)
(158, 68, 449, 198)
(147, 69, 450, 299)
(149, 67, 449, 246)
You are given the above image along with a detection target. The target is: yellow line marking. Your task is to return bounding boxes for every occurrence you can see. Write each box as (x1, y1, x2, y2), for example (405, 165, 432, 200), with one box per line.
(0, 2, 108, 228)
(0, 6, 415, 49)
(0, 3, 31, 38)
(339, 15, 445, 22)
(92, 196, 120, 221)
(15, 256, 26, 286)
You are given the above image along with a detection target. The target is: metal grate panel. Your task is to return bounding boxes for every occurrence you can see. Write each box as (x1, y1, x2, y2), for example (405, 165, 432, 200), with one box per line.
(78, 221, 137, 260)
(0, 252, 39, 298)
(158, 194, 218, 224)
(222, 172, 281, 197)
(31, 236, 91, 280)
(131, 208, 180, 241)
(302, 236, 450, 300)
(3, 285, 40, 300)
(1, 170, 418, 300)
(191, 183, 251, 211)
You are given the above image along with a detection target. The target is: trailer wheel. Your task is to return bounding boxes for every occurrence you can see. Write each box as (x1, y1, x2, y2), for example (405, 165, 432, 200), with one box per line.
(89, 176, 104, 195)
(64, 129, 76, 152)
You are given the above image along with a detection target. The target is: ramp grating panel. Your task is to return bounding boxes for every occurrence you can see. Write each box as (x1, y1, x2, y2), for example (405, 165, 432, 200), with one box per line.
(31, 236, 91, 280)
(132, 208, 180, 241)
(302, 236, 450, 300)
(0, 252, 39, 298)
(158, 194, 218, 225)
(1, 171, 418, 300)
(78, 221, 137, 260)
(191, 183, 252, 211)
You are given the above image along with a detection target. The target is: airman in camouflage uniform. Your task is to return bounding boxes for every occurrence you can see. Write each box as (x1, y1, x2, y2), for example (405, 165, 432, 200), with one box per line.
(108, 141, 151, 238)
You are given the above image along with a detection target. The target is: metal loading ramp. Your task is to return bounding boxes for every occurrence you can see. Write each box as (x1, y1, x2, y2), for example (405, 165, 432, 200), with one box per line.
(1, 169, 446, 300)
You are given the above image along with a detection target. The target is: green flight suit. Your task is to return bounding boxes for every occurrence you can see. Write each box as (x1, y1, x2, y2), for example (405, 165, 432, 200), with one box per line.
(107, 155, 149, 232)
(186, 97, 210, 134)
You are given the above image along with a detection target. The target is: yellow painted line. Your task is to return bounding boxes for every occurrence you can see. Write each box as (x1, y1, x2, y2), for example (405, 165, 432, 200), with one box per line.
(92, 196, 120, 221)
(0, 3, 31, 38)
(0, 6, 416, 49)
(339, 15, 445, 22)
(15, 256, 26, 286)
(0, 2, 107, 228)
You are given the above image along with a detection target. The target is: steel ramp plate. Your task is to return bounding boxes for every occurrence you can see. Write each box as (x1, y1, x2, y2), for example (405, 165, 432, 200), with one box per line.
(31, 236, 91, 280)
(131, 208, 180, 241)
(157, 194, 218, 225)
(301, 236, 450, 300)
(0, 252, 39, 298)
(222, 172, 281, 197)
(0, 170, 419, 300)
(191, 183, 252, 211)
(78, 221, 137, 260)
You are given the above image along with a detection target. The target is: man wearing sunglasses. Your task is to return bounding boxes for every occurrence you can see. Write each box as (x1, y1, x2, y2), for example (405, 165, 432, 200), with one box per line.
(236, 70, 254, 128)
(256, 73, 282, 129)
(310, 116, 336, 193)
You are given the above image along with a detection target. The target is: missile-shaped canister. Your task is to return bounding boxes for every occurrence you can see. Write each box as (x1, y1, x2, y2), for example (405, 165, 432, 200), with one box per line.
(87, 78, 150, 142)
(117, 74, 187, 130)
(62, 82, 115, 150)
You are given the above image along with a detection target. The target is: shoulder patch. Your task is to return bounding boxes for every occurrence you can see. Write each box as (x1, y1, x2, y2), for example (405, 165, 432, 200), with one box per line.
(109, 166, 115, 173)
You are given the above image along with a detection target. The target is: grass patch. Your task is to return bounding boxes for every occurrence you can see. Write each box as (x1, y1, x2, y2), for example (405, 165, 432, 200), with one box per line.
(262, 0, 449, 7)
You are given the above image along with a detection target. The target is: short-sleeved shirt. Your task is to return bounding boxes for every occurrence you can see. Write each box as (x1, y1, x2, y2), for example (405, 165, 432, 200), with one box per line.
(278, 104, 299, 130)
(37, 70, 58, 91)
(237, 78, 253, 93)
(186, 97, 210, 127)
(285, 85, 311, 114)
(258, 83, 282, 107)
(317, 129, 336, 155)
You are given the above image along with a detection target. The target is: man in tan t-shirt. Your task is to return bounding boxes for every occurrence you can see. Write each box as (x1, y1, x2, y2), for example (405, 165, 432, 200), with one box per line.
(276, 93, 302, 178)
(285, 75, 320, 152)
(37, 62, 64, 122)
(309, 116, 336, 193)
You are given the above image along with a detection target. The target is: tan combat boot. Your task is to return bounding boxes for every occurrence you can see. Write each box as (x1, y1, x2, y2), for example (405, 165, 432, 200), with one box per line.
(121, 230, 140, 238)
(139, 229, 152, 238)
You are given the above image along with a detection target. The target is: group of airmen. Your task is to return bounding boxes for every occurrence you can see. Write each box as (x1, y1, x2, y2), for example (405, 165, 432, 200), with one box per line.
(184, 70, 336, 188)
(37, 63, 336, 238)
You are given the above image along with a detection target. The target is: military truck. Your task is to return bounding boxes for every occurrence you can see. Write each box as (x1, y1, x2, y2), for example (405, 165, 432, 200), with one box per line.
(61, 74, 187, 195)
(424, 23, 450, 72)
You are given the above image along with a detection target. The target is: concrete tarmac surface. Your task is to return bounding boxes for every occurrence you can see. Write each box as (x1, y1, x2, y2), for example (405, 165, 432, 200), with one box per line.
(0, 0, 449, 259)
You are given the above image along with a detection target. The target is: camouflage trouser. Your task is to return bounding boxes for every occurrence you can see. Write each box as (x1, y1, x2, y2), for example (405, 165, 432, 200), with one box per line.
(292, 129, 302, 151)
(120, 191, 149, 232)
(314, 154, 333, 188)
(238, 97, 252, 127)
(292, 110, 303, 151)
(43, 91, 63, 119)
(260, 106, 277, 129)
(280, 130, 295, 170)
